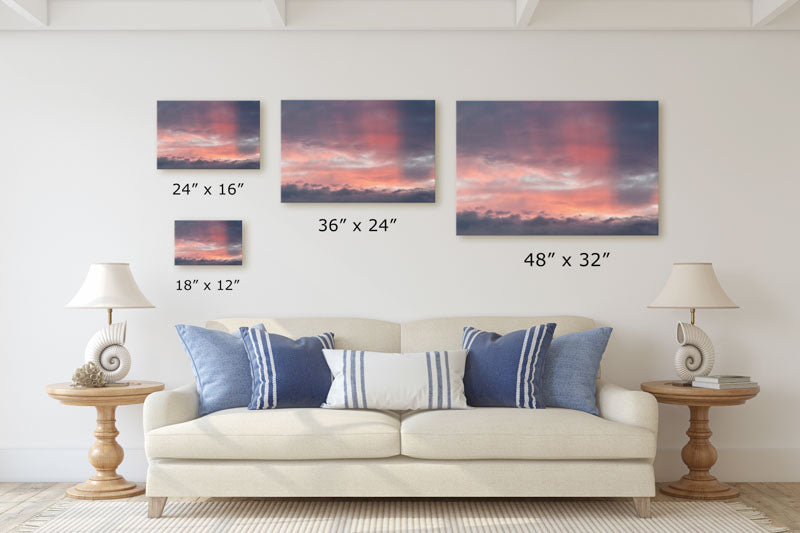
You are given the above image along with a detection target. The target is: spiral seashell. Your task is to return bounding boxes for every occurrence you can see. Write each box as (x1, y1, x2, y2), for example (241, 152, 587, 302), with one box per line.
(84, 322, 130, 382)
(673, 322, 715, 381)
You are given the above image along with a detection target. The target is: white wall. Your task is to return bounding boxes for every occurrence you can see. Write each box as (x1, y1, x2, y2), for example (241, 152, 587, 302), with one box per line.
(0, 30, 798, 483)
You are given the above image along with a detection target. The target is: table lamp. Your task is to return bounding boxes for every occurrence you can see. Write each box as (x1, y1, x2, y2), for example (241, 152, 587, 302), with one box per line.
(648, 262, 738, 382)
(66, 263, 154, 383)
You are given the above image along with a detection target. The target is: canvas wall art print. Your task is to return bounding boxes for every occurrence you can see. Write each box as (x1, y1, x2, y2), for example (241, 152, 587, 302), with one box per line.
(157, 101, 260, 169)
(174, 220, 243, 266)
(281, 100, 435, 203)
(456, 101, 659, 235)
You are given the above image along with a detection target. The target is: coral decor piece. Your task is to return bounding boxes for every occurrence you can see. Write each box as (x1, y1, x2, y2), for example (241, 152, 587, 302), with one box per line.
(84, 322, 131, 382)
(72, 361, 106, 388)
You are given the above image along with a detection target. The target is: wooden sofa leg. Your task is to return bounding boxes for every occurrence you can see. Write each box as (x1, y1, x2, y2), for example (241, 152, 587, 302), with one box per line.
(633, 497, 651, 518)
(148, 497, 167, 518)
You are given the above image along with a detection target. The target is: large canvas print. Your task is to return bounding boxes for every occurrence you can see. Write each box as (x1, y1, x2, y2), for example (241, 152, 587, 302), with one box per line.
(174, 220, 243, 266)
(157, 101, 260, 169)
(456, 101, 658, 235)
(281, 100, 435, 203)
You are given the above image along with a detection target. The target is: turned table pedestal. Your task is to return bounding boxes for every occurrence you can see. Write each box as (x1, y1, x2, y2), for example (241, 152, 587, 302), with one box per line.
(45, 381, 164, 500)
(640, 380, 759, 500)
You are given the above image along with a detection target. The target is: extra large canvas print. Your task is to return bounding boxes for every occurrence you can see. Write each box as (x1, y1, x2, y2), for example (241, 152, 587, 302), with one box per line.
(456, 101, 658, 235)
(157, 101, 260, 169)
(281, 100, 435, 203)
(174, 220, 243, 266)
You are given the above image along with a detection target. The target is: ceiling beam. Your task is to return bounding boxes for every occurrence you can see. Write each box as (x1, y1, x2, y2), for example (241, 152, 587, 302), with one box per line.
(38, 0, 275, 30)
(2, 0, 797, 31)
(264, 0, 286, 26)
(530, 0, 751, 30)
(285, 0, 511, 29)
(1, 0, 47, 26)
(516, 0, 540, 27)
(752, 0, 800, 26)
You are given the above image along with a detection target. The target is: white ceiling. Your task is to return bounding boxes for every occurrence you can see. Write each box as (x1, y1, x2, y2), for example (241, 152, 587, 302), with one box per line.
(1, 0, 799, 30)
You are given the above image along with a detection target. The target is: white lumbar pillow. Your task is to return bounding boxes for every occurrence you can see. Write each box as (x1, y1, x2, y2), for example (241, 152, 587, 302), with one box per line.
(322, 349, 468, 410)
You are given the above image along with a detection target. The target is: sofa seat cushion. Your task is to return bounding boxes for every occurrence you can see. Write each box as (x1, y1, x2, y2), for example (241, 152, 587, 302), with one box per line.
(400, 408, 655, 460)
(146, 407, 400, 460)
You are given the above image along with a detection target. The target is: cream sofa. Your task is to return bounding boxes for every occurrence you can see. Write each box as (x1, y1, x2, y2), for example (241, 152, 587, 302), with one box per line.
(143, 316, 658, 518)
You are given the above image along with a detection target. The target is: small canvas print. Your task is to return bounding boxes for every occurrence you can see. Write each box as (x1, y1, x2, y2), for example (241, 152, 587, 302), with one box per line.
(456, 101, 659, 235)
(174, 220, 243, 266)
(157, 101, 260, 169)
(281, 100, 435, 203)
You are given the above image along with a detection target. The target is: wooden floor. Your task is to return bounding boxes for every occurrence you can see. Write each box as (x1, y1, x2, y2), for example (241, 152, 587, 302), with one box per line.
(0, 482, 798, 532)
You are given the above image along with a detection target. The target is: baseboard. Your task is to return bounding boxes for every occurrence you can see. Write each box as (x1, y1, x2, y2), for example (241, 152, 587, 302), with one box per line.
(0, 448, 148, 482)
(654, 448, 800, 482)
(2, 448, 799, 483)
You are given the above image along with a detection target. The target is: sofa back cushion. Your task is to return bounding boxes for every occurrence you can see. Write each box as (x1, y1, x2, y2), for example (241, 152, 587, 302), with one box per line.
(401, 316, 595, 353)
(208, 316, 595, 356)
(208, 317, 400, 352)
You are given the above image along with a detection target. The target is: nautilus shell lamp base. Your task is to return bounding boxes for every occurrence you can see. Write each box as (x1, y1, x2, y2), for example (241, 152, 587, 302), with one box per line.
(85, 321, 132, 383)
(674, 319, 715, 382)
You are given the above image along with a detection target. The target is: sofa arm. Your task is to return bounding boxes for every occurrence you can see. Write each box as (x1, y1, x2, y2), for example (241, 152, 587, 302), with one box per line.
(143, 383, 199, 433)
(596, 380, 658, 435)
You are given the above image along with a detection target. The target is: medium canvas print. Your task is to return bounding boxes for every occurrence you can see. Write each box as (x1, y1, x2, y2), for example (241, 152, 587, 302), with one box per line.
(281, 100, 435, 203)
(157, 101, 260, 169)
(456, 101, 659, 235)
(174, 220, 243, 266)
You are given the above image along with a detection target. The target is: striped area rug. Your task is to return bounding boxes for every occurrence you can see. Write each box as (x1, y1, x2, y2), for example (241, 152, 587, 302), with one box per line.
(17, 499, 787, 533)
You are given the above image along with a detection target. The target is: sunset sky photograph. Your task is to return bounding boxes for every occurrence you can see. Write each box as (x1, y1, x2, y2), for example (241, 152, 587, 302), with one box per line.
(456, 101, 658, 235)
(174, 220, 243, 266)
(157, 101, 260, 169)
(281, 100, 435, 202)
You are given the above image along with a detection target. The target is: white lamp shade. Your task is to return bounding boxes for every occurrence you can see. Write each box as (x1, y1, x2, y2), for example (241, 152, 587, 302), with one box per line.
(66, 263, 154, 309)
(648, 262, 738, 309)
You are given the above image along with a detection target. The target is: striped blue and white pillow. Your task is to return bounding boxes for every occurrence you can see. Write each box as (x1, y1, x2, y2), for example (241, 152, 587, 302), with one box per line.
(240, 327, 334, 409)
(321, 349, 468, 410)
(462, 323, 556, 408)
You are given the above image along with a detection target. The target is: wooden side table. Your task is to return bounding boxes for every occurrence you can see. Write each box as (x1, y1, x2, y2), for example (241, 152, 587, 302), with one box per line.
(45, 381, 165, 500)
(641, 380, 759, 500)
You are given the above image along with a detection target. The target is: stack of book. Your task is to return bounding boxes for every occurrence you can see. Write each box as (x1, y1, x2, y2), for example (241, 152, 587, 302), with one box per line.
(692, 375, 758, 389)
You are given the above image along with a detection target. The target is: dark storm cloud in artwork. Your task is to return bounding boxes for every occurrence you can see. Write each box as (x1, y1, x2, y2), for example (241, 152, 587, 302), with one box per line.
(456, 101, 658, 235)
(281, 100, 435, 203)
(456, 211, 658, 236)
(281, 183, 435, 203)
(157, 101, 260, 170)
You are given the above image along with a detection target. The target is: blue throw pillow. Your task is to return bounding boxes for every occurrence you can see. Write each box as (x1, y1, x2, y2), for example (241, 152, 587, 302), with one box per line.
(542, 327, 613, 415)
(175, 324, 265, 417)
(240, 327, 334, 409)
(462, 323, 556, 408)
